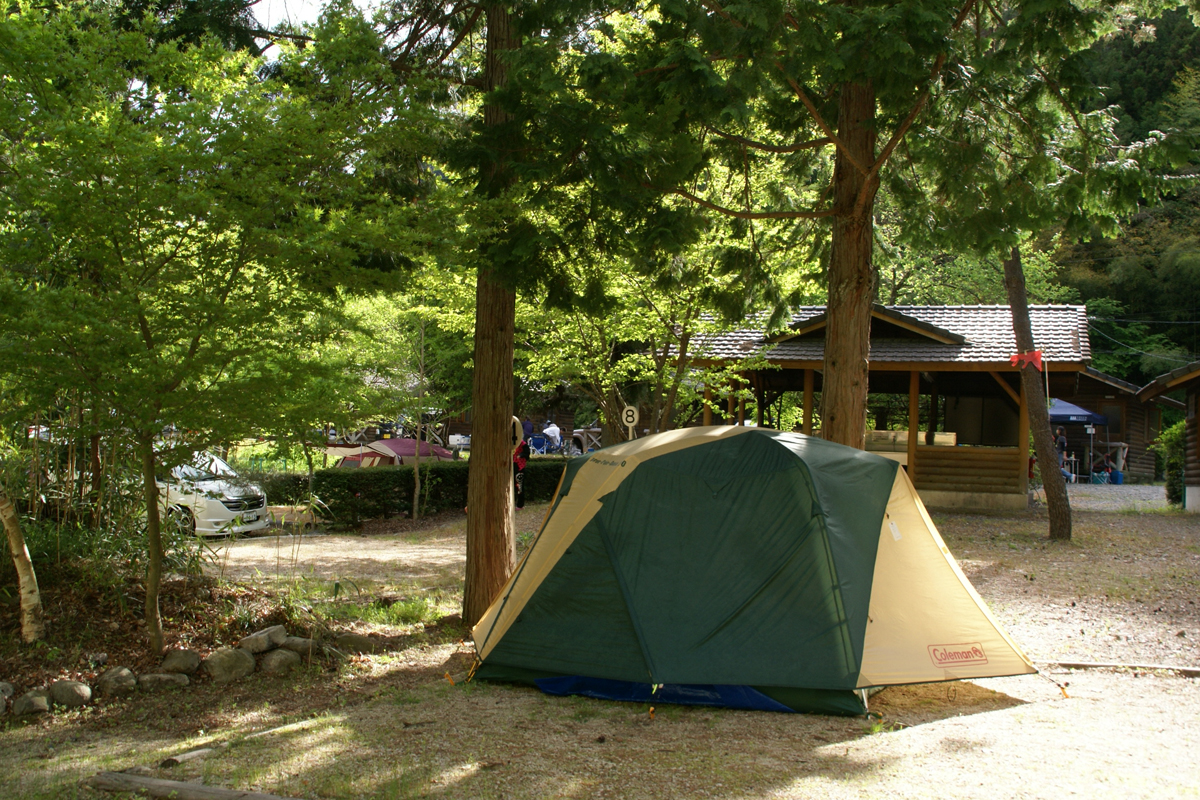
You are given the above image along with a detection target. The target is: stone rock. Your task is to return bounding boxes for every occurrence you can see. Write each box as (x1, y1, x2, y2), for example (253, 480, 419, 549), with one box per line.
(138, 673, 189, 692)
(161, 649, 202, 675)
(202, 647, 255, 684)
(97, 667, 138, 697)
(0, 681, 13, 710)
(49, 680, 91, 708)
(13, 690, 50, 717)
(335, 633, 379, 654)
(280, 637, 320, 659)
(238, 625, 287, 654)
(259, 648, 301, 676)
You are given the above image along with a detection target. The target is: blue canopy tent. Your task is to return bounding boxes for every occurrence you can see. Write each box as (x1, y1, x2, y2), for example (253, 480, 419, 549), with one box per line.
(1048, 400, 1111, 481)
(1048, 399, 1107, 426)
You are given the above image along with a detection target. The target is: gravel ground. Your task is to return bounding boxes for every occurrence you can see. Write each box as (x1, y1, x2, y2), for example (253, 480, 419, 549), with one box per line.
(5, 504, 1198, 799)
(1064, 483, 1169, 512)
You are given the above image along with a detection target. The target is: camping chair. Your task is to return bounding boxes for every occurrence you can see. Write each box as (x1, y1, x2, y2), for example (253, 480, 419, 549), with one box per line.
(528, 434, 548, 456)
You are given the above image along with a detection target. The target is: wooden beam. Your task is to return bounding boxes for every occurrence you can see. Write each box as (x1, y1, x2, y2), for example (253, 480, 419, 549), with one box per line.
(989, 371, 1021, 406)
(85, 772, 300, 799)
(908, 371, 920, 479)
(755, 387, 765, 427)
(802, 369, 814, 435)
(1019, 377, 1030, 494)
(703, 385, 712, 426)
(690, 358, 1089, 373)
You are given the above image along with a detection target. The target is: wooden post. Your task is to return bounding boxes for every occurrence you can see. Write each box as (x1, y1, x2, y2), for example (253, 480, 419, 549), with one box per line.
(755, 387, 765, 427)
(802, 369, 814, 435)
(908, 371, 920, 481)
(703, 385, 713, 426)
(738, 396, 746, 426)
(925, 379, 939, 445)
(1018, 375, 1030, 495)
(727, 383, 736, 425)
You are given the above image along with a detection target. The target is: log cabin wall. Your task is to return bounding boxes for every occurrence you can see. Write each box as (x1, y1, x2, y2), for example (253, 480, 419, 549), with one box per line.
(1065, 378, 1160, 480)
(1187, 392, 1199, 489)
(913, 446, 1024, 495)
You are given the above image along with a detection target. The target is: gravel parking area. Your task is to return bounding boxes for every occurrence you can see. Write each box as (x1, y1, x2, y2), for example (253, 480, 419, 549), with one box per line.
(1065, 483, 1168, 512)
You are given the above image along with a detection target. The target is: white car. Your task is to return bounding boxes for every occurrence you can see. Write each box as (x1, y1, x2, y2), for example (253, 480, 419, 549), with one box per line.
(160, 453, 268, 537)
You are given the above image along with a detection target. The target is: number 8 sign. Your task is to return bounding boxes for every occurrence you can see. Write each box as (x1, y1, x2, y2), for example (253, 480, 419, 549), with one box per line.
(622, 406, 639, 427)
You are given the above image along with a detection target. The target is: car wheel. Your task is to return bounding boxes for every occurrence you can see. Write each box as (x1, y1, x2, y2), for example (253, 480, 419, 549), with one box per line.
(168, 505, 195, 536)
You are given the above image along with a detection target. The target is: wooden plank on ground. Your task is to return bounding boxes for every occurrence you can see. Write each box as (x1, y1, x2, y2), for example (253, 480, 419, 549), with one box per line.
(84, 772, 302, 800)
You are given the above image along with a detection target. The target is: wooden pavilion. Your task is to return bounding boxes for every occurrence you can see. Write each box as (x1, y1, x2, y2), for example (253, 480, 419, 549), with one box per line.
(698, 304, 1168, 510)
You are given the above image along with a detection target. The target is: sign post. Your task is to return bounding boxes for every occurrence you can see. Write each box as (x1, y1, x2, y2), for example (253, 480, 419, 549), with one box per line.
(622, 405, 639, 441)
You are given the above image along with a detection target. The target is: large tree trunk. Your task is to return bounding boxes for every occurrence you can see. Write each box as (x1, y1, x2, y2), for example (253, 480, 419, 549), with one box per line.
(1002, 247, 1071, 541)
(137, 433, 166, 654)
(1, 483, 45, 642)
(821, 80, 878, 449)
(463, 3, 519, 628)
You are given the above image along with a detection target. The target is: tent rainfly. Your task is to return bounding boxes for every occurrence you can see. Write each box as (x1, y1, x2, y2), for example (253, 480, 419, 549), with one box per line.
(472, 426, 1035, 715)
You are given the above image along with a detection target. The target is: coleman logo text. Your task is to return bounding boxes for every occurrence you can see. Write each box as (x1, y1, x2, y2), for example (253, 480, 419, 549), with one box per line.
(928, 643, 988, 668)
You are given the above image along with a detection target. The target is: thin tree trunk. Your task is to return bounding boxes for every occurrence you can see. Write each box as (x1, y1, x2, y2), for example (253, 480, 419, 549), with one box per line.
(302, 442, 315, 497)
(660, 330, 692, 432)
(1002, 247, 1071, 541)
(88, 430, 102, 528)
(1, 483, 45, 642)
(137, 433, 166, 654)
(821, 80, 877, 449)
(414, 323, 424, 521)
(463, 3, 520, 628)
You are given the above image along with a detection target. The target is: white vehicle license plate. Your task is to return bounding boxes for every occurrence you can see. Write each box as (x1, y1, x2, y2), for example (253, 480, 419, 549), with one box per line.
(242, 511, 259, 522)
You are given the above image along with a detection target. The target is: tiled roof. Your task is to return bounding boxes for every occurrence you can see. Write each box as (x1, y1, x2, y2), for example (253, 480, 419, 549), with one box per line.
(1137, 359, 1200, 401)
(699, 305, 1092, 366)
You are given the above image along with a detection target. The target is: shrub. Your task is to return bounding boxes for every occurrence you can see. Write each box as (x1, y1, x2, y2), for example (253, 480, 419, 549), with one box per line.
(244, 471, 310, 505)
(312, 457, 569, 525)
(1151, 420, 1186, 506)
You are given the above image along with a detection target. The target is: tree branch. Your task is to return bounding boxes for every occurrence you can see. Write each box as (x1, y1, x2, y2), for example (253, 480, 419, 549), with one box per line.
(852, 0, 978, 218)
(705, 125, 832, 154)
(776, 69, 870, 176)
(653, 184, 834, 219)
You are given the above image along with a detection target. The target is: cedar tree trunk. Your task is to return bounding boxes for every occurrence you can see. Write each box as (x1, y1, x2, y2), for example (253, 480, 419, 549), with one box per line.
(463, 4, 519, 628)
(1003, 246, 1071, 541)
(821, 81, 878, 449)
(1, 483, 45, 642)
(138, 433, 166, 653)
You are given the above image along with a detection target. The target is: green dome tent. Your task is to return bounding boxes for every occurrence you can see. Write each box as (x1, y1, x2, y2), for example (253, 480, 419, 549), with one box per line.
(472, 426, 1035, 715)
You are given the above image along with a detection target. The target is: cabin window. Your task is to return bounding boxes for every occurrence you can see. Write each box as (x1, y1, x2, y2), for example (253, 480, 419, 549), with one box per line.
(1102, 404, 1124, 440)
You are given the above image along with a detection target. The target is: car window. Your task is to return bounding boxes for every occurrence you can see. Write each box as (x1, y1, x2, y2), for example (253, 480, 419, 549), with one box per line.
(173, 454, 239, 482)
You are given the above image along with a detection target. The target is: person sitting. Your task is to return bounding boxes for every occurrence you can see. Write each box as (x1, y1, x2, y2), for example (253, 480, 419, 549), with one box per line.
(543, 420, 561, 449)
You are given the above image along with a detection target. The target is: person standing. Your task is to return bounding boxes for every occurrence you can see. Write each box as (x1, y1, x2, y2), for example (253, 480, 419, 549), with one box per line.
(522, 416, 534, 441)
(1055, 427, 1071, 480)
(543, 420, 561, 448)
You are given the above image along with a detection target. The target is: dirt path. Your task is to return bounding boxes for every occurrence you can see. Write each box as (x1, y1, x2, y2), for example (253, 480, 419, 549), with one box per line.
(5, 505, 1199, 799)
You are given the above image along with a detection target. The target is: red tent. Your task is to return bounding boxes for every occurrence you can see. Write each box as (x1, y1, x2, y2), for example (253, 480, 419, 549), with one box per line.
(324, 438, 453, 467)
(368, 438, 453, 461)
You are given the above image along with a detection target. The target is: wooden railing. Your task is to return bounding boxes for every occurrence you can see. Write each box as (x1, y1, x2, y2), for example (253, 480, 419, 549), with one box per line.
(913, 446, 1024, 495)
